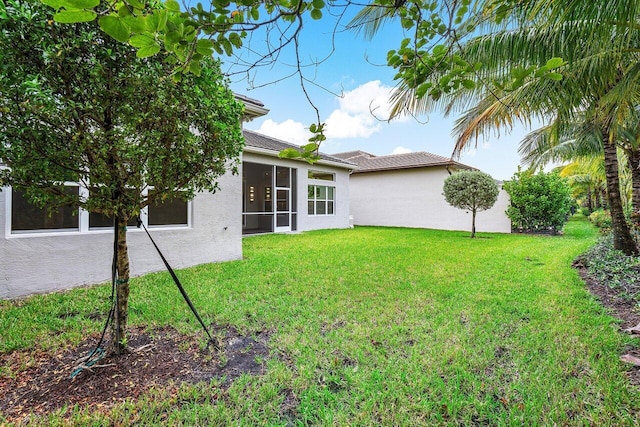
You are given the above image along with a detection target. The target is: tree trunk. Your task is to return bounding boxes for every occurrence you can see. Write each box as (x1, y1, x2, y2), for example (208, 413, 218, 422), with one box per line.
(471, 209, 477, 238)
(629, 147, 640, 234)
(629, 148, 640, 212)
(110, 217, 131, 355)
(603, 139, 638, 255)
(586, 186, 593, 213)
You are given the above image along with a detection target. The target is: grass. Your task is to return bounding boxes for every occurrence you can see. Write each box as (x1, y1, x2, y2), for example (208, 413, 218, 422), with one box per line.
(1, 215, 639, 425)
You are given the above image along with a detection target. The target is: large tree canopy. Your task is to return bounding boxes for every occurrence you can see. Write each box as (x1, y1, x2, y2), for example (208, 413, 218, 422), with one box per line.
(0, 0, 245, 352)
(29, 0, 588, 160)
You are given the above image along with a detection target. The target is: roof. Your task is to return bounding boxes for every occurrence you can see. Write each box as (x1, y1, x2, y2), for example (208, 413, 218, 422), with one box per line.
(331, 150, 475, 174)
(235, 94, 269, 120)
(243, 130, 356, 169)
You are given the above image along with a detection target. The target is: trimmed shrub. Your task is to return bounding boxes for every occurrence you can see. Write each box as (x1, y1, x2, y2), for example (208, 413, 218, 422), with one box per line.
(503, 168, 573, 233)
(588, 209, 612, 230)
(442, 170, 499, 238)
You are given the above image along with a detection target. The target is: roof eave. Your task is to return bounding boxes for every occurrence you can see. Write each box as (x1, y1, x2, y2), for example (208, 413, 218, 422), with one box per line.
(242, 104, 270, 121)
(235, 94, 270, 121)
(352, 161, 475, 174)
(242, 146, 357, 170)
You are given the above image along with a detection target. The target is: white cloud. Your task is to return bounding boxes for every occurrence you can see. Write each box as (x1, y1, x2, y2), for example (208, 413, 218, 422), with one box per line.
(392, 146, 412, 155)
(324, 80, 409, 140)
(255, 119, 308, 146)
(252, 80, 413, 144)
(324, 109, 381, 139)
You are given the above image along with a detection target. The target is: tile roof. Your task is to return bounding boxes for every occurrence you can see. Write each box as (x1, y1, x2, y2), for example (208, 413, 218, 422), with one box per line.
(243, 130, 356, 168)
(331, 150, 376, 165)
(331, 150, 475, 174)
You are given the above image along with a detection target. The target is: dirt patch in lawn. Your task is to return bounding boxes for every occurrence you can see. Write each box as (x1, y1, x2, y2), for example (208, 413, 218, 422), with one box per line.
(573, 261, 640, 388)
(0, 325, 270, 422)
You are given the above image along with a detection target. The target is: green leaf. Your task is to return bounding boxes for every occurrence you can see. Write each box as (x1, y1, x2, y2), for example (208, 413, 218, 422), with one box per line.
(196, 38, 212, 48)
(41, 0, 64, 9)
(433, 44, 447, 56)
(312, 0, 324, 8)
(221, 38, 232, 55)
(401, 18, 413, 29)
(59, 0, 99, 9)
(53, 9, 96, 23)
(118, 6, 132, 17)
(157, 10, 169, 31)
(164, 30, 182, 46)
(147, 11, 168, 32)
(189, 60, 202, 75)
(546, 72, 563, 81)
(129, 34, 156, 48)
(228, 32, 242, 48)
(545, 57, 565, 70)
(99, 16, 131, 43)
(302, 142, 318, 152)
(534, 65, 550, 78)
(196, 39, 214, 55)
(278, 148, 302, 159)
(310, 9, 322, 19)
(416, 83, 431, 98)
(165, 0, 181, 12)
(461, 79, 475, 89)
(121, 15, 147, 32)
(136, 44, 161, 58)
(126, 0, 145, 9)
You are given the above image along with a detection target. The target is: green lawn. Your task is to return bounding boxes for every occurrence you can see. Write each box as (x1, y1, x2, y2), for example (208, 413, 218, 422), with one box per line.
(1, 216, 639, 425)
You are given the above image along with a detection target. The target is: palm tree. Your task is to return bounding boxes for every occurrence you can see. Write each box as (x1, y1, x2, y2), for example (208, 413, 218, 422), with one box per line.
(559, 160, 607, 213)
(619, 124, 640, 213)
(445, 70, 639, 254)
(363, 1, 640, 254)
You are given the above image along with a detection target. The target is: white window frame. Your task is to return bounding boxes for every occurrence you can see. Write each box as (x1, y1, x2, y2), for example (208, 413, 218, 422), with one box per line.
(308, 169, 335, 181)
(7, 182, 81, 236)
(5, 184, 192, 238)
(145, 187, 192, 229)
(308, 184, 335, 216)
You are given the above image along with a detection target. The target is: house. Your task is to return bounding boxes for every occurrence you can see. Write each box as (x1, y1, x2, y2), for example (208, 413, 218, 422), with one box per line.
(0, 97, 355, 299)
(331, 150, 511, 233)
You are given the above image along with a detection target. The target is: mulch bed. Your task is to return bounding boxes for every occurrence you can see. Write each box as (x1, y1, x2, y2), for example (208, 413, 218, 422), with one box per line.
(0, 325, 270, 422)
(573, 260, 640, 387)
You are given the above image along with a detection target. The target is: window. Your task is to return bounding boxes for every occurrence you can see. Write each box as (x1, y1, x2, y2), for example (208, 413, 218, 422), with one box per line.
(89, 213, 138, 229)
(308, 170, 335, 181)
(308, 185, 334, 216)
(11, 186, 79, 232)
(148, 191, 188, 226)
(8, 185, 190, 235)
(89, 188, 140, 229)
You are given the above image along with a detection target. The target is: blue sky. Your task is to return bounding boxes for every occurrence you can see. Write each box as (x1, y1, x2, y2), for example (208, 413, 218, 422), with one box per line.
(224, 9, 533, 181)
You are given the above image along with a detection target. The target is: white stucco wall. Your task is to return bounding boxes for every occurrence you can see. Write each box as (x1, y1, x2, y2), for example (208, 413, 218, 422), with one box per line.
(242, 152, 352, 232)
(0, 172, 242, 300)
(1, 151, 353, 299)
(349, 167, 511, 233)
